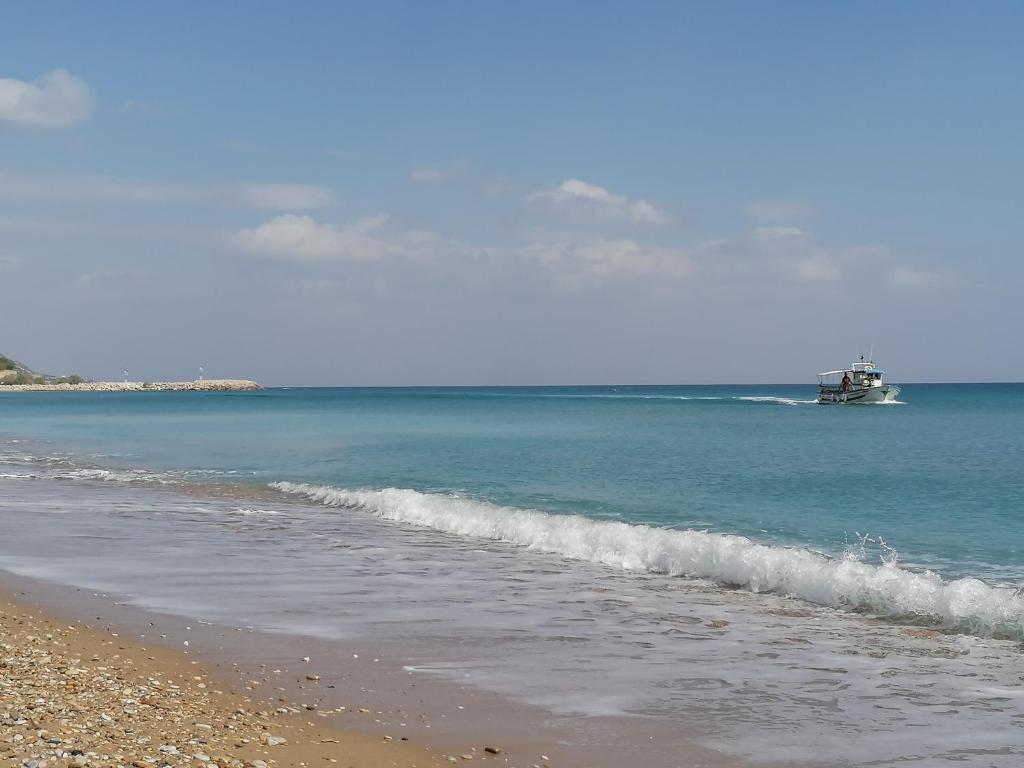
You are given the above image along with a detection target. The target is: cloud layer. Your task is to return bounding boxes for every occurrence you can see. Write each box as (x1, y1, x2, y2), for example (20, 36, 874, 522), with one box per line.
(232, 213, 466, 264)
(231, 209, 943, 296)
(527, 179, 669, 226)
(0, 69, 95, 128)
(0, 171, 333, 210)
(233, 214, 391, 260)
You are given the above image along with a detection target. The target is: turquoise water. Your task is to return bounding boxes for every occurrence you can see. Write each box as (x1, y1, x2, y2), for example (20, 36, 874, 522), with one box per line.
(4, 384, 1024, 766)
(2, 384, 1021, 584)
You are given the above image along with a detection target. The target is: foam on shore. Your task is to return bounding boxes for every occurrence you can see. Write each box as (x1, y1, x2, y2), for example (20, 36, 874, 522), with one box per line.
(270, 481, 1024, 638)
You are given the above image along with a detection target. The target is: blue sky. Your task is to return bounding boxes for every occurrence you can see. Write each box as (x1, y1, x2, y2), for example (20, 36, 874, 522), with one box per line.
(2, 2, 1021, 384)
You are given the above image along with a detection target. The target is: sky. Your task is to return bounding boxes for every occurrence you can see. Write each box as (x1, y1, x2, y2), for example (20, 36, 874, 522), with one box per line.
(1, 1, 1021, 385)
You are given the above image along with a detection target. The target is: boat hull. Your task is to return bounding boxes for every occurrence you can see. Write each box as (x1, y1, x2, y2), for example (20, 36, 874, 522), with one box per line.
(817, 385, 900, 405)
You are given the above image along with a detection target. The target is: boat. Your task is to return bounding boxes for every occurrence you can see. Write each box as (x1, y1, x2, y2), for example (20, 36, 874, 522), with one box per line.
(816, 356, 901, 404)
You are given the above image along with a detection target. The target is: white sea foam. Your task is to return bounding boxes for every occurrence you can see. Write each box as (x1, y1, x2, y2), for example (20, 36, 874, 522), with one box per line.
(467, 392, 819, 404)
(55, 467, 175, 484)
(271, 481, 1024, 638)
(736, 396, 817, 405)
(581, 394, 815, 404)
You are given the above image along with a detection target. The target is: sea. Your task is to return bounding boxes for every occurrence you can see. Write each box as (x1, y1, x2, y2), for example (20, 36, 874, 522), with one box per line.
(1, 384, 1022, 766)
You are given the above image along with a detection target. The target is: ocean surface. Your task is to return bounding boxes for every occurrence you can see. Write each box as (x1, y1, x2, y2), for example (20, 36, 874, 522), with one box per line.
(2, 384, 1023, 766)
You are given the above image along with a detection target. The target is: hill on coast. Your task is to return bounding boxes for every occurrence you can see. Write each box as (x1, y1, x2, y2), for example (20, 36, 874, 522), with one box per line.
(0, 354, 260, 392)
(0, 355, 83, 386)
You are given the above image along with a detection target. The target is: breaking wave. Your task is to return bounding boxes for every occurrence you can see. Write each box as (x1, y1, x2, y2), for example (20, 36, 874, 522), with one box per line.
(271, 481, 1024, 639)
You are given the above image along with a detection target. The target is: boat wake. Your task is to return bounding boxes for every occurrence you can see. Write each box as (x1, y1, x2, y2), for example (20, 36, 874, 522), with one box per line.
(270, 482, 1024, 640)
(439, 391, 820, 405)
(735, 395, 817, 405)
(560, 394, 817, 405)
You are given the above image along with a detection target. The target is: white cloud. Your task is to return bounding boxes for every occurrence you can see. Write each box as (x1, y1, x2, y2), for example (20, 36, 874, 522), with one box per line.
(233, 214, 386, 260)
(527, 179, 669, 226)
(626, 199, 669, 226)
(232, 213, 465, 264)
(0, 69, 95, 128)
(746, 199, 815, 224)
(233, 210, 690, 283)
(697, 229, 955, 288)
(0, 171, 333, 210)
(519, 238, 690, 284)
(229, 211, 951, 295)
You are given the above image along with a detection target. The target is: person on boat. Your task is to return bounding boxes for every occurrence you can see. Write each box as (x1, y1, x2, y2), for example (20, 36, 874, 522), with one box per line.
(841, 373, 852, 392)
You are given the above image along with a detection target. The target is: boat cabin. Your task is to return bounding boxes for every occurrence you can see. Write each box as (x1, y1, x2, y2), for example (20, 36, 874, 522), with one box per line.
(816, 356, 899, 404)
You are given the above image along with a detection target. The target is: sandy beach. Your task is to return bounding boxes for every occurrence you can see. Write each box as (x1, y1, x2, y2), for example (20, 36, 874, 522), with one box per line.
(0, 588, 500, 768)
(2, 566, 748, 768)
(0, 565, 748, 768)
(0, 573, 741, 768)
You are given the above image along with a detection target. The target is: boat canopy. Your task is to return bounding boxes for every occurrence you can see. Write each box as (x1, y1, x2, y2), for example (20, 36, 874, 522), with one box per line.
(818, 367, 885, 377)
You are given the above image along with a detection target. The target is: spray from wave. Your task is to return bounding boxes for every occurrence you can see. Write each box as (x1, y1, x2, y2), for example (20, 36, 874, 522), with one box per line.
(270, 482, 1024, 639)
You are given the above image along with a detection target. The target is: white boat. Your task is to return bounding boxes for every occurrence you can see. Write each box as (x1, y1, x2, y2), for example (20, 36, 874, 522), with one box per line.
(817, 356, 901, 404)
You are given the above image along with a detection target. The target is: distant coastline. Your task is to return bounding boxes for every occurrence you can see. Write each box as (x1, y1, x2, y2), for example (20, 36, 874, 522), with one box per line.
(0, 379, 261, 392)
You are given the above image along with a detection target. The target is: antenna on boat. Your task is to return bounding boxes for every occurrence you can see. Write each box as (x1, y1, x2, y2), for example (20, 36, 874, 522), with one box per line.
(869, 342, 874, 362)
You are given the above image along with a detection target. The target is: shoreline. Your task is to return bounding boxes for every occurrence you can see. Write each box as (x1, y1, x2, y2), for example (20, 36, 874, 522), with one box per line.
(0, 586, 461, 768)
(0, 571, 743, 768)
(0, 380, 262, 393)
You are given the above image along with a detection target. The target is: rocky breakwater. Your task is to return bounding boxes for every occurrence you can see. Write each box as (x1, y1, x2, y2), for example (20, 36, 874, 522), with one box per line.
(0, 380, 262, 393)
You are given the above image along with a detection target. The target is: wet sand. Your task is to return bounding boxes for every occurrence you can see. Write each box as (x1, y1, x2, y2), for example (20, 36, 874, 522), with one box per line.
(1, 573, 746, 768)
(0, 591, 473, 768)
